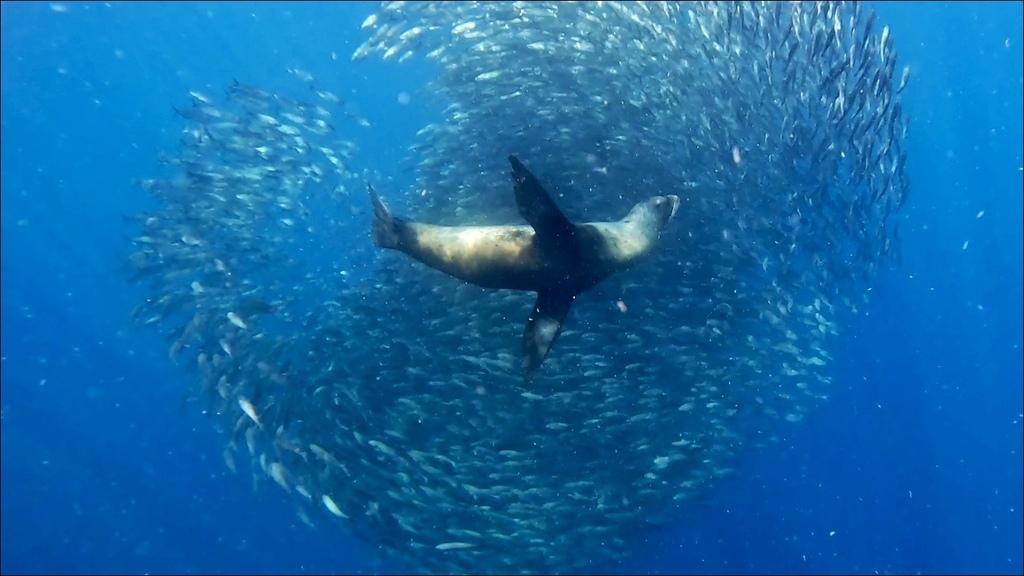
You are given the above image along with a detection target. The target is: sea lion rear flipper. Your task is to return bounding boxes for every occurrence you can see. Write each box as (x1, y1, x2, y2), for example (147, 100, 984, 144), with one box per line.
(508, 156, 577, 251)
(368, 184, 402, 249)
(521, 290, 573, 381)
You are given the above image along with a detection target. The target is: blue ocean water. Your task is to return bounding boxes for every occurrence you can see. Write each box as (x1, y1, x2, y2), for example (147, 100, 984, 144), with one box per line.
(1, 1, 1020, 574)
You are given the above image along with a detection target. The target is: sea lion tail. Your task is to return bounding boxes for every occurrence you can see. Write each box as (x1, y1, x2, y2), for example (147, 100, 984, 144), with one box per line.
(368, 184, 401, 249)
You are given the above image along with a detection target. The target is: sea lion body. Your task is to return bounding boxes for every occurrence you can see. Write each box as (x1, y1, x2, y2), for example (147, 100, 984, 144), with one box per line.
(391, 208, 669, 294)
(370, 156, 679, 380)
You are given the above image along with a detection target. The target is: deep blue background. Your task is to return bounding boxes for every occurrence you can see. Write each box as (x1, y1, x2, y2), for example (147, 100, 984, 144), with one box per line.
(1, 2, 1021, 574)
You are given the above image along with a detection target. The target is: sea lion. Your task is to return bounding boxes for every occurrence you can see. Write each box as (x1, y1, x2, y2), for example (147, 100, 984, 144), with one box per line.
(369, 155, 679, 381)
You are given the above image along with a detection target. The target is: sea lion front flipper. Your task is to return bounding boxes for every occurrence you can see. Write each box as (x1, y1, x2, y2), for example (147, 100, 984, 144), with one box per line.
(508, 156, 577, 252)
(521, 290, 573, 381)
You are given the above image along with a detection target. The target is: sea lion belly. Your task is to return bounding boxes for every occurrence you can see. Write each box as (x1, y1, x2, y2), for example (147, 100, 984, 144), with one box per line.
(399, 223, 559, 291)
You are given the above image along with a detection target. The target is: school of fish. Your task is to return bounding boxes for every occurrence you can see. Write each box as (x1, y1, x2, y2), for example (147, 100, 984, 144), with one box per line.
(126, 2, 909, 573)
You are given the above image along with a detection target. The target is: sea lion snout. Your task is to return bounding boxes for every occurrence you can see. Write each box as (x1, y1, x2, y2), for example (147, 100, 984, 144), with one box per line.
(663, 195, 680, 219)
(641, 194, 680, 225)
(663, 194, 679, 217)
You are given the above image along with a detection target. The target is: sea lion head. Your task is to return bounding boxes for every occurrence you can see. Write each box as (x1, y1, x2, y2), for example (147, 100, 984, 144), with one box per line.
(623, 194, 680, 232)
